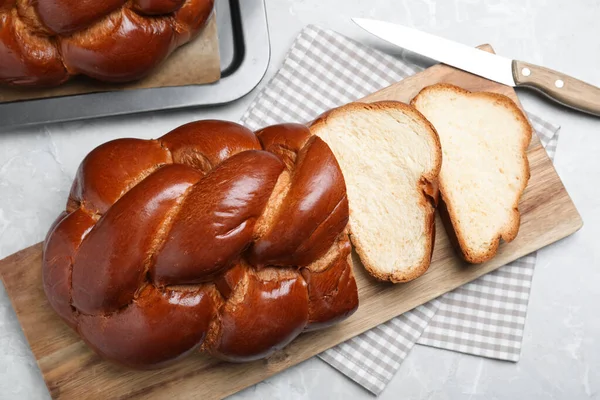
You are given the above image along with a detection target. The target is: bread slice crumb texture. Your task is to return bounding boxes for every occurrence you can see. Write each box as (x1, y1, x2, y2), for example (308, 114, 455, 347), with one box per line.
(412, 84, 532, 263)
(310, 102, 441, 282)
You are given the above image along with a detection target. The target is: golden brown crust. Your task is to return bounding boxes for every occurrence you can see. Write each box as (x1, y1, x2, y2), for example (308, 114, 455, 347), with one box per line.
(310, 101, 443, 283)
(42, 120, 359, 368)
(0, 0, 214, 86)
(411, 83, 533, 264)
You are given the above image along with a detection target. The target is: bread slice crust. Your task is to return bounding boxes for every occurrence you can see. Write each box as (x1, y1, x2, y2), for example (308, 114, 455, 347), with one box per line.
(310, 101, 442, 282)
(411, 83, 533, 263)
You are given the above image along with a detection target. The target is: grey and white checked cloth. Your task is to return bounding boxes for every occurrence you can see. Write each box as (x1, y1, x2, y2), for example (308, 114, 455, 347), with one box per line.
(240, 25, 560, 396)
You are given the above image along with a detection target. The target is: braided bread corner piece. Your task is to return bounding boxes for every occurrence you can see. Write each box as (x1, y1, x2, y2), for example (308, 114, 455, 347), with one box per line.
(170, 0, 214, 46)
(0, 9, 68, 86)
(0, 0, 214, 87)
(203, 263, 310, 362)
(151, 151, 285, 286)
(71, 164, 204, 315)
(68, 138, 172, 215)
(78, 283, 219, 369)
(256, 123, 312, 170)
(60, 8, 178, 82)
(301, 235, 358, 332)
(42, 119, 358, 368)
(249, 134, 350, 267)
(43, 209, 95, 329)
(160, 119, 261, 172)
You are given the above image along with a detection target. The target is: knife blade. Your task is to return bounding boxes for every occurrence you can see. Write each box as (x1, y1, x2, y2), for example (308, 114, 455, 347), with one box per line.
(353, 17, 600, 116)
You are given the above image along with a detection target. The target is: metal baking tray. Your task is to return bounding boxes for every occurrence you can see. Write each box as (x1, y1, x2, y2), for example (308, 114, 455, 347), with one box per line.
(0, 0, 270, 130)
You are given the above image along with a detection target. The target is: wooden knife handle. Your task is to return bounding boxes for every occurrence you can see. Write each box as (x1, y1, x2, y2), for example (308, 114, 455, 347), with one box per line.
(513, 60, 600, 116)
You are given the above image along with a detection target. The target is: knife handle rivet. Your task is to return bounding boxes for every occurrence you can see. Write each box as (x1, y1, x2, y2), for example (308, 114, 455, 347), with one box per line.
(522, 68, 531, 77)
(555, 79, 564, 88)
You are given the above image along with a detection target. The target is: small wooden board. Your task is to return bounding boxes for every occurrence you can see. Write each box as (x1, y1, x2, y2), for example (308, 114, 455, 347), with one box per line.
(0, 45, 582, 399)
(0, 14, 221, 103)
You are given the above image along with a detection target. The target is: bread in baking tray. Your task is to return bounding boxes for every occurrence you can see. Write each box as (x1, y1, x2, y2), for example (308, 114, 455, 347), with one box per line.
(0, 0, 214, 87)
(42, 120, 358, 368)
(411, 83, 533, 263)
(310, 102, 442, 283)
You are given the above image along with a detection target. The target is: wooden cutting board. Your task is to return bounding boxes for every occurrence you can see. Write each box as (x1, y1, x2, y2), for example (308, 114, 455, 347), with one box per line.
(0, 45, 582, 400)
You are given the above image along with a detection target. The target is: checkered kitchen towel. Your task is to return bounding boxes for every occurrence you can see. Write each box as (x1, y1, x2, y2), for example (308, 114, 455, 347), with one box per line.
(240, 25, 560, 395)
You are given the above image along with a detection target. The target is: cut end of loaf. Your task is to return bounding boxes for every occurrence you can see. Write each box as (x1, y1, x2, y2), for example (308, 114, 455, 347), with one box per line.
(411, 83, 533, 264)
(310, 101, 442, 282)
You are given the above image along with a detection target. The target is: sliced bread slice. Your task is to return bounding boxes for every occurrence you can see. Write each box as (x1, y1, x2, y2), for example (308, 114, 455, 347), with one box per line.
(411, 84, 533, 263)
(309, 102, 442, 282)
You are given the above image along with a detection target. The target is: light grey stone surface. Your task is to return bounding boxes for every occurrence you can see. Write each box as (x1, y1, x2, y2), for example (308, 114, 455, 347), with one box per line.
(1, 0, 599, 398)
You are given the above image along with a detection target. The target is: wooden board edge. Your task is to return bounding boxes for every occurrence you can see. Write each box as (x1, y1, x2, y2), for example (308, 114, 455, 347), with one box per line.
(160, 222, 585, 400)
(0, 191, 582, 400)
(0, 43, 586, 400)
(0, 245, 49, 396)
(0, 243, 41, 276)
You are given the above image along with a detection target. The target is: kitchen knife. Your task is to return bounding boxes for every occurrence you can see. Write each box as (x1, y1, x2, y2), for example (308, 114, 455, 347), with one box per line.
(353, 18, 600, 116)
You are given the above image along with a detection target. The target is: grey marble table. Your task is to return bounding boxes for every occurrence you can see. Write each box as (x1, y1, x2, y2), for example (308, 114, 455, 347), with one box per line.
(1, 1, 599, 399)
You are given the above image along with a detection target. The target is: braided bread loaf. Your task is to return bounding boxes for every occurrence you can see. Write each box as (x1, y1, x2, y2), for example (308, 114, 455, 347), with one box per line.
(0, 0, 214, 87)
(42, 120, 359, 368)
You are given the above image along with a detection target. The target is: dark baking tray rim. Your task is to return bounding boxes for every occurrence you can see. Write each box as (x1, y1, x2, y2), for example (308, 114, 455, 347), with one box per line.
(0, 0, 270, 130)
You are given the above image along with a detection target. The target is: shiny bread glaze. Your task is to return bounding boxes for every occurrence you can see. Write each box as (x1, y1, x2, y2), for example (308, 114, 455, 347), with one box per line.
(0, 0, 213, 86)
(43, 120, 359, 368)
